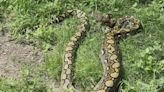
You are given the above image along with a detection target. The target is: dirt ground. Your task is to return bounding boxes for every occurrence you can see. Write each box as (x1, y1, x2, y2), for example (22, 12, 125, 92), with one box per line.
(0, 30, 44, 80)
(0, 30, 61, 91)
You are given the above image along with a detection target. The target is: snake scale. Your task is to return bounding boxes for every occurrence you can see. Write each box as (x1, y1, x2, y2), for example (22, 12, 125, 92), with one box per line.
(22, 9, 141, 92)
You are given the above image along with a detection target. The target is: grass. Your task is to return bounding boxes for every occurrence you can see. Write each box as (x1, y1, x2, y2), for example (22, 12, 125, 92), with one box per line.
(0, 0, 164, 92)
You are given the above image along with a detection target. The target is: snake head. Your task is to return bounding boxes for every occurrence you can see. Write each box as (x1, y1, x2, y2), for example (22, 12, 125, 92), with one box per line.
(92, 11, 116, 28)
(113, 16, 142, 36)
(118, 16, 140, 29)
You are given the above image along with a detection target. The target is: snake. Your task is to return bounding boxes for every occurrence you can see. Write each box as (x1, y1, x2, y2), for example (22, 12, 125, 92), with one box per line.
(20, 9, 141, 92)
(59, 10, 141, 92)
(59, 10, 118, 92)
(94, 16, 141, 92)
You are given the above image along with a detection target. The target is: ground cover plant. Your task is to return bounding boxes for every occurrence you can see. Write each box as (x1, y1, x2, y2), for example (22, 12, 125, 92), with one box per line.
(0, 0, 164, 92)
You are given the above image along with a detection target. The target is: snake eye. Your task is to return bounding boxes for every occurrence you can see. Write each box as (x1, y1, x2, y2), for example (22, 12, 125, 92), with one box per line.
(118, 16, 140, 31)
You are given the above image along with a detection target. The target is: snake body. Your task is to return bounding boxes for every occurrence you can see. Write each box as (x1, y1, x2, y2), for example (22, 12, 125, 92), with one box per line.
(60, 10, 141, 92)
(22, 9, 78, 34)
(60, 10, 120, 92)
(22, 10, 141, 92)
(60, 10, 90, 92)
(94, 16, 141, 92)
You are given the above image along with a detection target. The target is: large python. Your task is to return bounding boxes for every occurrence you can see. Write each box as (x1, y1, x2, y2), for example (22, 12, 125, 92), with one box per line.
(59, 10, 118, 92)
(94, 16, 141, 92)
(59, 11, 141, 92)
(21, 9, 141, 92)
(59, 9, 90, 92)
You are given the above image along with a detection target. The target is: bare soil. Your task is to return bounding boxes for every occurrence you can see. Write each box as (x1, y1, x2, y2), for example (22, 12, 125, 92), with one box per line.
(0, 30, 60, 91)
(0, 31, 44, 80)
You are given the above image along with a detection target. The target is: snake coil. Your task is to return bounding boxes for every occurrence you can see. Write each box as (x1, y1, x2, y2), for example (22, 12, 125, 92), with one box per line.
(60, 10, 141, 92)
(23, 9, 141, 92)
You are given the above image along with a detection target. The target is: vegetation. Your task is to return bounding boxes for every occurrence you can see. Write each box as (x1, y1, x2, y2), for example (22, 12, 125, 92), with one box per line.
(0, 0, 164, 92)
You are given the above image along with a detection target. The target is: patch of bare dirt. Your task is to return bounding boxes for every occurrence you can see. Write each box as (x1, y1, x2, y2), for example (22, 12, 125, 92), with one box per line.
(0, 30, 60, 91)
(0, 31, 44, 80)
